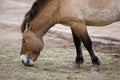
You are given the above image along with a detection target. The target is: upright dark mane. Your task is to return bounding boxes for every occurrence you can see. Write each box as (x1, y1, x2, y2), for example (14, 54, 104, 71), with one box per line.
(21, 0, 46, 32)
(25, 0, 46, 21)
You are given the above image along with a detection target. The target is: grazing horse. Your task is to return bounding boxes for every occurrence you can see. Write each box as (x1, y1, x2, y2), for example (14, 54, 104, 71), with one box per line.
(20, 0, 120, 71)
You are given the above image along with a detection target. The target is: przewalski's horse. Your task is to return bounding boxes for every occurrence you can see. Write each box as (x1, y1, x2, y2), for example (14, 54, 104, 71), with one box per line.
(20, 0, 120, 71)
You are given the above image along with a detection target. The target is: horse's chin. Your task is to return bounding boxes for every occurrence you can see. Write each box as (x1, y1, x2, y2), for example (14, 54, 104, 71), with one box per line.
(21, 55, 34, 67)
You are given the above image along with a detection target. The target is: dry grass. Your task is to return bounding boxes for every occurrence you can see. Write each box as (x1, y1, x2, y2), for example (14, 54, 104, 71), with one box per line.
(0, 23, 119, 80)
(0, 43, 120, 80)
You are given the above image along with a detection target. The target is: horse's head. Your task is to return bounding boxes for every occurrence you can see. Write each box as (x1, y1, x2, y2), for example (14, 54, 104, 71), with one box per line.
(20, 0, 58, 66)
(20, 23, 44, 66)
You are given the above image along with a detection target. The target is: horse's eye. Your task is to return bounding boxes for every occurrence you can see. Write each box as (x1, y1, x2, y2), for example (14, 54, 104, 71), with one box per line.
(22, 39, 26, 44)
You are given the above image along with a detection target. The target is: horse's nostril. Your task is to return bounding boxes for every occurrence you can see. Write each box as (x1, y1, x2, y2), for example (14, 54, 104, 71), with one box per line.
(21, 55, 34, 67)
(21, 58, 30, 66)
(21, 59, 28, 66)
(22, 60, 24, 64)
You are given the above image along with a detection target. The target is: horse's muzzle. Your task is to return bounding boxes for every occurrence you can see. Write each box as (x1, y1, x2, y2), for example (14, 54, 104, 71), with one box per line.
(21, 55, 34, 66)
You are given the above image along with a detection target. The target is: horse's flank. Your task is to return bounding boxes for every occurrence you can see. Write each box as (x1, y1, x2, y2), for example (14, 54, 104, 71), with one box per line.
(82, 0, 120, 25)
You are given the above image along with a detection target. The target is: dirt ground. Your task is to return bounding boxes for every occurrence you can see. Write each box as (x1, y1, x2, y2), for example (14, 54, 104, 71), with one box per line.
(0, 0, 120, 80)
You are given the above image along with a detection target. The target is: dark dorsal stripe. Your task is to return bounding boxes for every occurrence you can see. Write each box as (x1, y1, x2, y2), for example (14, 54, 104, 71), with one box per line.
(21, 0, 46, 32)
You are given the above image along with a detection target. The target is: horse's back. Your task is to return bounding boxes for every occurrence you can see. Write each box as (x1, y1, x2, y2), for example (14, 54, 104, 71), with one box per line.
(59, 0, 120, 26)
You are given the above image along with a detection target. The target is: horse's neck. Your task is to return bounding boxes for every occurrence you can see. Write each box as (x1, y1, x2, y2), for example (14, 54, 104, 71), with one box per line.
(30, 0, 59, 37)
(30, 19, 53, 37)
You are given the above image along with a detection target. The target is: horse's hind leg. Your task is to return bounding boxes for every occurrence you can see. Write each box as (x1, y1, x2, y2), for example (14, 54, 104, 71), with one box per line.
(71, 22, 101, 71)
(71, 28, 84, 68)
(81, 31, 101, 71)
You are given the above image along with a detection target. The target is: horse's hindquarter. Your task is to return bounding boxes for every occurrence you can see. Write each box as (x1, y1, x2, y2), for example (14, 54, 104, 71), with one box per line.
(59, 0, 120, 26)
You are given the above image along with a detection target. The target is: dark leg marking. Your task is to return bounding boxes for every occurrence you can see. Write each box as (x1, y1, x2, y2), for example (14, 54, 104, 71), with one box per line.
(71, 28, 84, 64)
(81, 34, 101, 65)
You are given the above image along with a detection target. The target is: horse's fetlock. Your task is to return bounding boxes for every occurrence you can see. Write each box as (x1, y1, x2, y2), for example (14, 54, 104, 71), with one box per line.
(92, 56, 101, 65)
(76, 56, 84, 64)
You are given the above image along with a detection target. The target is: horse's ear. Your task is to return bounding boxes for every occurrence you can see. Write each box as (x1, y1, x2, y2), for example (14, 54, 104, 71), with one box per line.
(21, 17, 30, 33)
(21, 22, 31, 33)
(25, 22, 31, 32)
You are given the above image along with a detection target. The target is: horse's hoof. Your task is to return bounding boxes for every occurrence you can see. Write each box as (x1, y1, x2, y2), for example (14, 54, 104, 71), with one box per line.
(71, 62, 80, 69)
(90, 65, 100, 72)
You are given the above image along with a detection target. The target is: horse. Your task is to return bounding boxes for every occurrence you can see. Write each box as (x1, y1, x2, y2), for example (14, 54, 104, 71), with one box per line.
(20, 0, 120, 71)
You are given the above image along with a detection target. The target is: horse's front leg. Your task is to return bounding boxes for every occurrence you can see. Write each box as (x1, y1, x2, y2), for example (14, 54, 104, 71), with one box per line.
(71, 28, 84, 68)
(71, 22, 101, 71)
